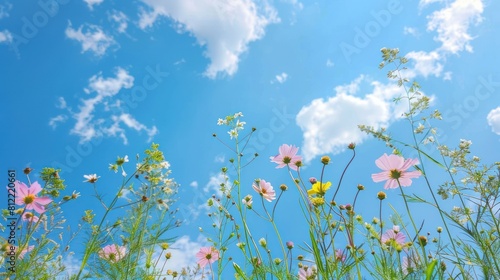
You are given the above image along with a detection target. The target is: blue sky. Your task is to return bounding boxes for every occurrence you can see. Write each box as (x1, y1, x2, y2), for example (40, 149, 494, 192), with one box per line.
(1, 0, 500, 276)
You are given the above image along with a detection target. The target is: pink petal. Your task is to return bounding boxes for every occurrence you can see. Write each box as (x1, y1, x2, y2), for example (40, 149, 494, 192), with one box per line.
(371, 171, 389, 182)
(403, 170, 422, 179)
(15, 181, 29, 198)
(31, 203, 46, 214)
(34, 197, 52, 205)
(384, 179, 399, 189)
(29, 181, 43, 195)
(400, 158, 419, 171)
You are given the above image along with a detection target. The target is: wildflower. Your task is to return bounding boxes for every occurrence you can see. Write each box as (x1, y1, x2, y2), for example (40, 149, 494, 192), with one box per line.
(310, 197, 325, 207)
(259, 238, 267, 248)
(307, 181, 331, 196)
(196, 247, 219, 268)
(381, 226, 406, 246)
(98, 244, 127, 262)
(228, 129, 239, 139)
(242, 195, 253, 208)
(402, 254, 419, 275)
(116, 155, 129, 166)
(18, 245, 35, 260)
(83, 174, 100, 183)
(23, 167, 33, 175)
(371, 154, 421, 189)
(160, 161, 170, 169)
(335, 249, 346, 262)
(321, 156, 330, 165)
(14, 181, 52, 214)
(22, 212, 39, 223)
(286, 241, 294, 249)
(298, 265, 317, 280)
(252, 180, 276, 202)
(156, 199, 169, 210)
(309, 177, 317, 184)
(270, 144, 303, 171)
(377, 191, 387, 200)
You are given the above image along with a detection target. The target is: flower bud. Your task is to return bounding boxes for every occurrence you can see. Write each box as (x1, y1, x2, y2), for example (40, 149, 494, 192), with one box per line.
(377, 191, 387, 200)
(321, 156, 331, 165)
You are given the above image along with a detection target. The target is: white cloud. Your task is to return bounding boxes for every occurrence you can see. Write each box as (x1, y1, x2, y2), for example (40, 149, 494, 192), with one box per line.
(296, 76, 405, 162)
(426, 0, 483, 54)
(104, 113, 158, 144)
(49, 115, 68, 129)
(56, 97, 67, 109)
(487, 107, 500, 135)
(51, 67, 158, 144)
(0, 29, 12, 43)
(109, 10, 128, 33)
(138, 0, 279, 78)
(189, 181, 198, 188)
(326, 59, 334, 67)
(274, 72, 288, 84)
(403, 26, 419, 37)
(405, 50, 444, 78)
(65, 22, 116, 56)
(83, 0, 103, 10)
(405, 0, 484, 80)
(214, 154, 225, 163)
(153, 235, 206, 276)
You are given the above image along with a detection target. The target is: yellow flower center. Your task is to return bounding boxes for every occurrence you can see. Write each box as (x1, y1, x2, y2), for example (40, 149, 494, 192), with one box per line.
(24, 194, 35, 204)
(390, 169, 401, 180)
(206, 253, 212, 260)
(283, 156, 291, 164)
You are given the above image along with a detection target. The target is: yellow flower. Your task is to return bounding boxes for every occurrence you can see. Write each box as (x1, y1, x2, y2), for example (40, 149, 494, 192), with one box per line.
(307, 181, 332, 196)
(310, 197, 325, 207)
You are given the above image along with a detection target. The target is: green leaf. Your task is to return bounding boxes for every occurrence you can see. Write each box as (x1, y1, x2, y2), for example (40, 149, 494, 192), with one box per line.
(233, 262, 249, 280)
(425, 259, 438, 280)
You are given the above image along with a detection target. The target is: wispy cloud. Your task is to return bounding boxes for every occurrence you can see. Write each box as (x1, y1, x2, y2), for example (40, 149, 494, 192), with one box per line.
(49, 115, 68, 129)
(65, 22, 116, 56)
(296, 76, 406, 162)
(273, 72, 288, 84)
(0, 29, 12, 44)
(138, 0, 279, 78)
(83, 0, 104, 10)
(51, 67, 157, 144)
(108, 10, 128, 33)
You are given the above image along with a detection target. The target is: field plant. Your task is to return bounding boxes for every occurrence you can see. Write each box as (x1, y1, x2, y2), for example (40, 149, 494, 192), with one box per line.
(1, 144, 180, 279)
(1, 48, 499, 280)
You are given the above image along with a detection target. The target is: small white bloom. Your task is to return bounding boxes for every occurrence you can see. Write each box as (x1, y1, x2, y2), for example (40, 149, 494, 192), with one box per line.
(83, 174, 100, 183)
(228, 129, 238, 139)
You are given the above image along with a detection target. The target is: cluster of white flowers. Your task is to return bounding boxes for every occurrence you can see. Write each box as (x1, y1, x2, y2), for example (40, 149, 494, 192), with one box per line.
(217, 112, 246, 139)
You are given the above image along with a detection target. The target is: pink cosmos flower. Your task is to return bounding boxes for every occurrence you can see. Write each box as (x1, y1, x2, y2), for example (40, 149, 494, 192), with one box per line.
(196, 247, 220, 268)
(372, 153, 421, 189)
(335, 249, 346, 262)
(18, 245, 35, 260)
(98, 244, 127, 262)
(270, 144, 302, 171)
(402, 253, 420, 275)
(381, 226, 406, 246)
(22, 212, 39, 223)
(298, 265, 317, 280)
(252, 180, 276, 202)
(14, 181, 52, 214)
